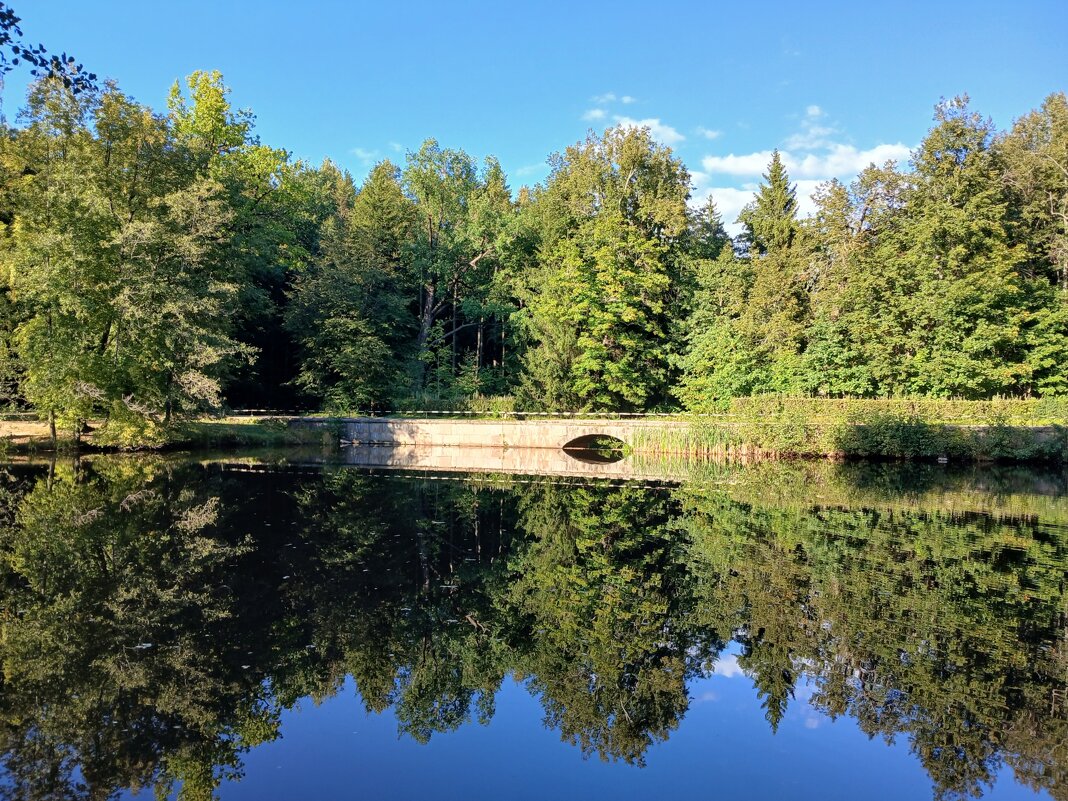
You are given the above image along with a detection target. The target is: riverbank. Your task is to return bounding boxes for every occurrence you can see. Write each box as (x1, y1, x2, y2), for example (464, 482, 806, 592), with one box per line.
(1, 397, 1065, 463)
(0, 417, 339, 455)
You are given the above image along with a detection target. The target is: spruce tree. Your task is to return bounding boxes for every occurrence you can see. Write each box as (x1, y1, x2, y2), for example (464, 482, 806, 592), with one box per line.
(735, 151, 808, 393)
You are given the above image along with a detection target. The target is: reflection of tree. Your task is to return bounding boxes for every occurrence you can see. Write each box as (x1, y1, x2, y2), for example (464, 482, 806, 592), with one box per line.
(0, 458, 266, 801)
(0, 459, 1063, 800)
(679, 471, 1068, 801)
(284, 471, 517, 744)
(504, 482, 721, 765)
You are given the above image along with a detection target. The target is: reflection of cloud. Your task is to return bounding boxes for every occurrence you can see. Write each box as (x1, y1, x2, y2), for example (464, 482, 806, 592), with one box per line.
(804, 716, 820, 729)
(712, 653, 745, 678)
(695, 690, 720, 703)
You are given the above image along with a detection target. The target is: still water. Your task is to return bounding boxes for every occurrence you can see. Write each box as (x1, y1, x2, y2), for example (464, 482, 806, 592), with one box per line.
(0, 452, 1063, 800)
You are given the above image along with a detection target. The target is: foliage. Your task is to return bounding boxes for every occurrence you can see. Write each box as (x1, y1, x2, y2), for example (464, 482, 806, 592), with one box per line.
(518, 126, 692, 411)
(0, 2, 96, 93)
(0, 52, 1066, 444)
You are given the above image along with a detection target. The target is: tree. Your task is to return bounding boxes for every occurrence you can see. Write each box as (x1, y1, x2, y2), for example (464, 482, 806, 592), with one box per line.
(402, 140, 513, 398)
(738, 149, 798, 255)
(734, 151, 809, 393)
(892, 97, 1044, 397)
(519, 125, 691, 411)
(2, 76, 250, 442)
(1001, 92, 1068, 292)
(676, 245, 762, 409)
(287, 160, 418, 410)
(1000, 93, 1068, 395)
(0, 2, 96, 96)
(168, 70, 320, 410)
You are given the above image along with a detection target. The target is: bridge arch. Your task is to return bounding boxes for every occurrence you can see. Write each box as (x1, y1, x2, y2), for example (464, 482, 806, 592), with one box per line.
(561, 433, 625, 450)
(561, 433, 626, 464)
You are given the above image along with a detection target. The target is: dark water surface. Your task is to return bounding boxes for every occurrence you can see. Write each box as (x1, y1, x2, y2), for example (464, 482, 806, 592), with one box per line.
(0, 453, 1064, 800)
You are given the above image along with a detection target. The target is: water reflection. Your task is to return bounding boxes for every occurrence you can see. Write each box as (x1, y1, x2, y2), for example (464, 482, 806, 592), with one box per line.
(0, 456, 1063, 800)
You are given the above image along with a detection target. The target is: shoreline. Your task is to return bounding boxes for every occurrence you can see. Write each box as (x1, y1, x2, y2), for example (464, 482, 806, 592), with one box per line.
(2, 413, 1064, 464)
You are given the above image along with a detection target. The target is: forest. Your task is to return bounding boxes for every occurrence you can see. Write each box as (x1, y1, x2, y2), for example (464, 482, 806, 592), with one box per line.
(0, 68, 1066, 441)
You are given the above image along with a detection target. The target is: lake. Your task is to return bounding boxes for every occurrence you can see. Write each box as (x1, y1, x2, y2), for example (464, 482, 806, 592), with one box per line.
(0, 451, 1063, 800)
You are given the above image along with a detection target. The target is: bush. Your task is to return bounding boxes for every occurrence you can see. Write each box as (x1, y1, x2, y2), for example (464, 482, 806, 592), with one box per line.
(94, 403, 168, 449)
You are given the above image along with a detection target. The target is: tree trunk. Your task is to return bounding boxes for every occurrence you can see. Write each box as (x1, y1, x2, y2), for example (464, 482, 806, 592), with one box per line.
(451, 284, 458, 376)
(414, 284, 437, 392)
(476, 317, 484, 378)
(48, 409, 57, 450)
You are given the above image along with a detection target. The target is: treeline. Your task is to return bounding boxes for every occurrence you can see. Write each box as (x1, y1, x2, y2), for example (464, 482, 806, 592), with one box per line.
(0, 73, 1065, 439)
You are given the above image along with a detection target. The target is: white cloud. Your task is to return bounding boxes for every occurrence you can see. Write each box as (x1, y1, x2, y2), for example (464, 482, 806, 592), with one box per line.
(582, 108, 607, 121)
(621, 95, 636, 104)
(791, 144, 911, 177)
(785, 125, 837, 150)
(614, 116, 685, 145)
(693, 106, 914, 237)
(591, 92, 616, 104)
(350, 147, 380, 164)
(696, 126, 722, 140)
(784, 104, 837, 150)
(701, 142, 910, 180)
(514, 162, 548, 177)
(388, 141, 403, 153)
(701, 150, 776, 176)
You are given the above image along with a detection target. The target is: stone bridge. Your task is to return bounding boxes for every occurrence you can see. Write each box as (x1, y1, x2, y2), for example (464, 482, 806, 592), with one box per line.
(336, 416, 685, 450)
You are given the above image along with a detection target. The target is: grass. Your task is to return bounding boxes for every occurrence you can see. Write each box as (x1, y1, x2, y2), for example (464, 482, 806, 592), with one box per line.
(0, 416, 342, 454)
(1, 396, 1066, 462)
(628, 397, 1068, 463)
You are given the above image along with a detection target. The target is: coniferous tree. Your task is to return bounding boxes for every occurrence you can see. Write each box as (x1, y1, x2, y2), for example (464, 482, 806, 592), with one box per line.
(287, 161, 418, 410)
(519, 126, 691, 411)
(735, 151, 808, 394)
(893, 97, 1042, 396)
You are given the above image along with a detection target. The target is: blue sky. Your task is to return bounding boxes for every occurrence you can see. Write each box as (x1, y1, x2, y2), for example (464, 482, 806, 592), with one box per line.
(4, 1, 1065, 229)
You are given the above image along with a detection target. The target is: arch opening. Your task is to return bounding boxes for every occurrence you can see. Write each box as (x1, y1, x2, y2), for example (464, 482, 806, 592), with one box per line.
(562, 434, 627, 464)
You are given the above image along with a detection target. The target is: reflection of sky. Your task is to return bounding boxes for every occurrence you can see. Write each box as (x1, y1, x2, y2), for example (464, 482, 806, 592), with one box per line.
(149, 641, 1047, 801)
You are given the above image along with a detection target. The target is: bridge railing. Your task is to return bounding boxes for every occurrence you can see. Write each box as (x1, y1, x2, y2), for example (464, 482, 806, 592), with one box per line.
(228, 409, 732, 420)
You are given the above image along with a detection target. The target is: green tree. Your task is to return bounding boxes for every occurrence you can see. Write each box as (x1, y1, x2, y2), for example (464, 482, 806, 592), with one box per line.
(2, 77, 249, 442)
(402, 140, 513, 398)
(287, 161, 418, 410)
(892, 97, 1048, 396)
(735, 150, 809, 393)
(1000, 92, 1068, 395)
(168, 70, 323, 410)
(519, 125, 691, 410)
(676, 245, 761, 409)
